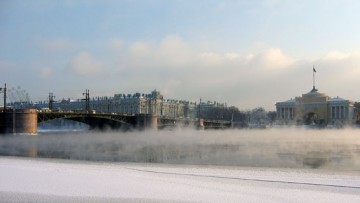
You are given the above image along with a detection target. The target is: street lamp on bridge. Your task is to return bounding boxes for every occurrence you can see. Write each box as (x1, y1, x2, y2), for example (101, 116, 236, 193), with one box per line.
(48, 92, 55, 111)
(0, 83, 6, 112)
(82, 89, 90, 112)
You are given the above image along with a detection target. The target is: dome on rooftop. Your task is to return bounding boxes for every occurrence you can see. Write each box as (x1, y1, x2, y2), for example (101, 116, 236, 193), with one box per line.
(302, 87, 329, 98)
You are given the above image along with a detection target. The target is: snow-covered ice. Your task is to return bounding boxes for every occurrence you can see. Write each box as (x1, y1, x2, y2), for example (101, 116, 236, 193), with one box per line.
(1, 157, 360, 203)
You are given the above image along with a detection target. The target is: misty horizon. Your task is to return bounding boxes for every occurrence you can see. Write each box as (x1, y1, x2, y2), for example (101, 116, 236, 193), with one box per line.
(1, 128, 360, 171)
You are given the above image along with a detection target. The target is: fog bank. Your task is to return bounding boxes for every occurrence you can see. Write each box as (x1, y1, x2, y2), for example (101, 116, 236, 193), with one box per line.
(1, 128, 360, 170)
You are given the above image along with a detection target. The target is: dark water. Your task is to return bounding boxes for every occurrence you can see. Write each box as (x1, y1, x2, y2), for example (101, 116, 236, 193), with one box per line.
(1, 128, 360, 171)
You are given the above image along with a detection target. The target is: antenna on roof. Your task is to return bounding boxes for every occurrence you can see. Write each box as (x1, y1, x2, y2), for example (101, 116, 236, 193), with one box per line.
(312, 66, 317, 91)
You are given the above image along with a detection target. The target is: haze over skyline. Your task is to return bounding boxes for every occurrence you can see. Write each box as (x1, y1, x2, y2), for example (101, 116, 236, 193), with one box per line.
(1, 0, 360, 110)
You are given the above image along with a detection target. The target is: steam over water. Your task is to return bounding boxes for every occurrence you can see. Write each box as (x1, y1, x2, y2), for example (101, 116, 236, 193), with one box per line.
(1, 128, 360, 171)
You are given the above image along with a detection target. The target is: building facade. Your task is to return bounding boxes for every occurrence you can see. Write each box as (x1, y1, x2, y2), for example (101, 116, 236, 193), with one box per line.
(26, 90, 226, 120)
(276, 87, 356, 126)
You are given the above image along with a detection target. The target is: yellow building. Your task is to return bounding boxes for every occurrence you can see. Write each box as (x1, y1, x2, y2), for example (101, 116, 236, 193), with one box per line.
(276, 87, 355, 126)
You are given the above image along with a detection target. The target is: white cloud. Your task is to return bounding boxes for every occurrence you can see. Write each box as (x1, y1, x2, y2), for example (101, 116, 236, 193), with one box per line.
(249, 48, 294, 69)
(129, 42, 150, 56)
(199, 52, 224, 66)
(40, 67, 53, 79)
(224, 53, 241, 60)
(122, 37, 294, 74)
(108, 39, 123, 51)
(323, 51, 350, 61)
(158, 35, 194, 67)
(69, 52, 105, 78)
(41, 38, 73, 53)
(319, 50, 360, 81)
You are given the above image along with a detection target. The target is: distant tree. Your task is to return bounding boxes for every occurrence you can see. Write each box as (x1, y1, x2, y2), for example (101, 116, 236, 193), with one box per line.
(201, 105, 277, 127)
(201, 105, 248, 124)
(355, 102, 360, 108)
(225, 106, 247, 123)
(267, 111, 277, 125)
(248, 107, 266, 124)
(355, 102, 360, 124)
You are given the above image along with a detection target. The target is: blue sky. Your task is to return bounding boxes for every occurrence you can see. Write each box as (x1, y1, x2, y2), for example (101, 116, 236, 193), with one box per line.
(1, 0, 360, 110)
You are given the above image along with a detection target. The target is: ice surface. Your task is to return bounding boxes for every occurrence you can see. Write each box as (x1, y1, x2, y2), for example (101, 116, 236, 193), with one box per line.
(1, 157, 360, 202)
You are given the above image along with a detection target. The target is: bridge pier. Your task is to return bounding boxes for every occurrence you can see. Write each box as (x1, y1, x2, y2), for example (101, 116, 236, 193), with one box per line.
(0, 109, 38, 135)
(197, 118, 205, 130)
(136, 114, 158, 130)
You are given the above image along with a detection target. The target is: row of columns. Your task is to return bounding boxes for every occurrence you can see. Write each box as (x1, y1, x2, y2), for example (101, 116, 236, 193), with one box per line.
(277, 106, 348, 120)
(277, 107, 294, 120)
(331, 106, 346, 119)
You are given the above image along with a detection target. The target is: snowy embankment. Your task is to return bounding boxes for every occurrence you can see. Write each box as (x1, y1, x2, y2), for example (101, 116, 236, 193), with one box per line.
(0, 157, 360, 203)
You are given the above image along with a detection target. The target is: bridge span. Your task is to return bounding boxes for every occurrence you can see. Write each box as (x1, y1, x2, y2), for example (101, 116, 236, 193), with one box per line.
(1, 109, 231, 134)
(38, 111, 138, 131)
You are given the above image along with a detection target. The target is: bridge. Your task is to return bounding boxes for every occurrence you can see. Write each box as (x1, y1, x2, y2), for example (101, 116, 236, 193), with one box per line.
(38, 111, 232, 130)
(38, 111, 138, 131)
(1, 109, 232, 134)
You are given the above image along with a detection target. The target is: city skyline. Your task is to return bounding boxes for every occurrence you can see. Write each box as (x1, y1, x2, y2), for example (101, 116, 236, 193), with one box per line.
(1, 0, 360, 110)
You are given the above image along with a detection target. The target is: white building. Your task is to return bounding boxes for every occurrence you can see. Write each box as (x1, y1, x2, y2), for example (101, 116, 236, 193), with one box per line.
(30, 90, 199, 119)
(276, 88, 356, 126)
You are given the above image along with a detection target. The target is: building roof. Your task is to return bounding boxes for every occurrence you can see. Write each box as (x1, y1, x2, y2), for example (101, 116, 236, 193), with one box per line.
(283, 98, 295, 103)
(276, 98, 295, 105)
(302, 87, 329, 98)
(274, 73, 358, 110)
(328, 97, 346, 102)
(328, 97, 353, 104)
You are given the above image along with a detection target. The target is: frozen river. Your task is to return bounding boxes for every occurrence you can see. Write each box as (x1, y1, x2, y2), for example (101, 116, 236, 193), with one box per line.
(1, 157, 360, 202)
(1, 128, 360, 202)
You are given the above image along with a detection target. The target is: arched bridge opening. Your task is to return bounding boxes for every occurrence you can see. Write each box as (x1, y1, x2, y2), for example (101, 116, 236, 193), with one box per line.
(66, 116, 133, 131)
(38, 112, 137, 131)
(38, 118, 90, 131)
